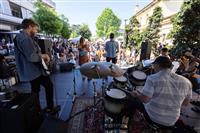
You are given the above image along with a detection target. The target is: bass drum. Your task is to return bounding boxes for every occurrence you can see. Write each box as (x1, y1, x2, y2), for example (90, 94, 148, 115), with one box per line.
(129, 70, 147, 86)
(104, 88, 126, 114)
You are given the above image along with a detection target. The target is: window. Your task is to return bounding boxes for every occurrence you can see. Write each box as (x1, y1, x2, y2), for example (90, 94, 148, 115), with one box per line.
(9, 2, 22, 18)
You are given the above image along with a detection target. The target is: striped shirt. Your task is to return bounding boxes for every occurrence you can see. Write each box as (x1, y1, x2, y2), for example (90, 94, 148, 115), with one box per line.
(105, 39, 119, 58)
(142, 69, 192, 126)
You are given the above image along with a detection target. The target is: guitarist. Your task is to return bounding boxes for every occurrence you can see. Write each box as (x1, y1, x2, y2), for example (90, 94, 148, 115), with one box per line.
(14, 19, 57, 113)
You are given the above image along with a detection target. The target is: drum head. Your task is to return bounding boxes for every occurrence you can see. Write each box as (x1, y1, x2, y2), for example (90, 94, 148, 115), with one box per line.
(106, 89, 126, 99)
(114, 76, 127, 83)
(132, 71, 147, 80)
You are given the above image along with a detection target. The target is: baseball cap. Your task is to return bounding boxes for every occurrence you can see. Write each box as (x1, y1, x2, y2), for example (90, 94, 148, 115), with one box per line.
(152, 56, 172, 68)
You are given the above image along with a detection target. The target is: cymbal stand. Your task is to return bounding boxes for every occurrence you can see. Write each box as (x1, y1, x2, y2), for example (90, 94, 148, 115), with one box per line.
(67, 66, 82, 103)
(91, 65, 104, 108)
(101, 78, 107, 97)
(93, 81, 97, 109)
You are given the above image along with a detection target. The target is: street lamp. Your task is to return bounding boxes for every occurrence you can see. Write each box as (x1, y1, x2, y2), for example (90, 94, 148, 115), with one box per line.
(124, 19, 128, 47)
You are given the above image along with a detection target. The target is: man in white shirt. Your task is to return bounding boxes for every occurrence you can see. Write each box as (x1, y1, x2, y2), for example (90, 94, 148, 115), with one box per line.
(130, 56, 192, 128)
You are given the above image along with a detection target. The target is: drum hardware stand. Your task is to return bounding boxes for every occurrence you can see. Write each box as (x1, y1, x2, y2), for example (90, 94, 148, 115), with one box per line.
(93, 81, 97, 110)
(67, 66, 84, 103)
(101, 78, 108, 97)
(90, 65, 105, 109)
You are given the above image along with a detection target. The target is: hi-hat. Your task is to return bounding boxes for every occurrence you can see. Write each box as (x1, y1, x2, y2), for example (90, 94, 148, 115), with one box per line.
(80, 62, 110, 78)
(99, 62, 125, 77)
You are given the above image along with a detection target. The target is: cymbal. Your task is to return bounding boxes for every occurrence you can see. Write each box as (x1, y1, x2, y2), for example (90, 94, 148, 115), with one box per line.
(99, 62, 125, 77)
(80, 62, 111, 78)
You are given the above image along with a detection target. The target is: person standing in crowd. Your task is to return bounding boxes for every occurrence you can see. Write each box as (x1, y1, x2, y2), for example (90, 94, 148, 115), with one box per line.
(78, 37, 90, 80)
(0, 54, 12, 79)
(129, 56, 192, 129)
(14, 19, 58, 113)
(105, 33, 119, 64)
(160, 47, 170, 58)
(78, 37, 90, 65)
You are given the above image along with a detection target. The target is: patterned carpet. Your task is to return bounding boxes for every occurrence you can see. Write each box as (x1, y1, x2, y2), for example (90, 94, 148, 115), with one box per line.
(67, 97, 104, 133)
(67, 97, 92, 133)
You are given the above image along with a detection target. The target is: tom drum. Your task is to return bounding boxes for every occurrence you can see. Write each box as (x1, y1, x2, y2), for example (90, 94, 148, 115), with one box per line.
(130, 70, 147, 86)
(104, 88, 126, 114)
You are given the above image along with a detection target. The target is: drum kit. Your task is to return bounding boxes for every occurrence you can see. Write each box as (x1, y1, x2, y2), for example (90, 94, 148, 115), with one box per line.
(79, 61, 148, 117)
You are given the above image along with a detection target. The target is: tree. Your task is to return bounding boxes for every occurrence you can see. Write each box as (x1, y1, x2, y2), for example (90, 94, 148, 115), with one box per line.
(96, 8, 121, 38)
(33, 0, 63, 35)
(142, 6, 163, 54)
(60, 15, 71, 39)
(169, 0, 200, 56)
(78, 24, 92, 40)
(126, 15, 142, 48)
(70, 24, 81, 38)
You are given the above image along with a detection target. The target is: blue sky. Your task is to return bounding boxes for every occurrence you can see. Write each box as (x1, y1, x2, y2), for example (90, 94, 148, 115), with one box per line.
(53, 0, 149, 36)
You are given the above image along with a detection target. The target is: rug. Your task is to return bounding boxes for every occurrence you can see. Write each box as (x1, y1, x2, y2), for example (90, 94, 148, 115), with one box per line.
(67, 97, 104, 133)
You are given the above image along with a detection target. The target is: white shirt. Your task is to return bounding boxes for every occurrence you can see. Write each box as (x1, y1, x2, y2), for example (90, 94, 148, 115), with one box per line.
(142, 69, 192, 126)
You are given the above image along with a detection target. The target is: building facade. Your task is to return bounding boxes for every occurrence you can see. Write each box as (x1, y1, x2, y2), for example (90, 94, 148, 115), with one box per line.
(0, 0, 56, 31)
(135, 0, 184, 45)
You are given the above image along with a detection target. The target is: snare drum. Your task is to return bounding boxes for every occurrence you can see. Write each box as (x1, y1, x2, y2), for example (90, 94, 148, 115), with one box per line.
(104, 88, 126, 114)
(113, 76, 127, 88)
(130, 70, 147, 86)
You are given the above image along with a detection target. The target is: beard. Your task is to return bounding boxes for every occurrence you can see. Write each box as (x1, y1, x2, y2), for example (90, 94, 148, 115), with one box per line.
(30, 31, 36, 37)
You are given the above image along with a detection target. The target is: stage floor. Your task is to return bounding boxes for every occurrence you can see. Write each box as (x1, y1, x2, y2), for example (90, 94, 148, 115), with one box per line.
(11, 69, 200, 132)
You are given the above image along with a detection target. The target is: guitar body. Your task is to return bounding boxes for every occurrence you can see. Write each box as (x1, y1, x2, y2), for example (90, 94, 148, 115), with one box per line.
(41, 58, 50, 76)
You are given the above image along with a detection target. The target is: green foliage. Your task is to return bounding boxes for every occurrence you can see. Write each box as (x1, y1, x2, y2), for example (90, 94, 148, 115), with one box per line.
(70, 24, 81, 38)
(78, 24, 92, 40)
(141, 6, 163, 54)
(169, 0, 200, 56)
(126, 15, 142, 48)
(96, 8, 121, 38)
(33, 0, 63, 35)
(60, 15, 71, 39)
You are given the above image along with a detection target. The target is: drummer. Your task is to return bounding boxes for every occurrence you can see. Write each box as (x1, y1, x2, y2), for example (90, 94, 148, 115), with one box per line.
(129, 56, 192, 129)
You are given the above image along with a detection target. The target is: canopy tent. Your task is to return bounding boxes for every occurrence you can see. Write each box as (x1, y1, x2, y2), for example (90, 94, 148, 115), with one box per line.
(0, 30, 22, 34)
(68, 36, 81, 44)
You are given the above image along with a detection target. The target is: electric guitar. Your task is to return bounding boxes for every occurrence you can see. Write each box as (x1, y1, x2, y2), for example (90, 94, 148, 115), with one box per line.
(41, 58, 50, 76)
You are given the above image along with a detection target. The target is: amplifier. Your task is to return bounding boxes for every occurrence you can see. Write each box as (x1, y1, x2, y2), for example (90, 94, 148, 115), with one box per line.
(0, 93, 43, 133)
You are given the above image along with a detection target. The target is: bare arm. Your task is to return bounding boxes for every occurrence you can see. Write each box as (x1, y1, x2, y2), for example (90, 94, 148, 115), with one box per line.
(182, 98, 190, 106)
(131, 91, 150, 103)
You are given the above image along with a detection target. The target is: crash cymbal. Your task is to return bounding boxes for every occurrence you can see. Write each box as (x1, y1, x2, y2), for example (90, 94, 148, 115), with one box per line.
(99, 62, 125, 77)
(80, 62, 110, 78)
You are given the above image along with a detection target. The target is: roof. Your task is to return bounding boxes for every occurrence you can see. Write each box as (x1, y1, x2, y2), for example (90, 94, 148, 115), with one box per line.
(135, 0, 159, 16)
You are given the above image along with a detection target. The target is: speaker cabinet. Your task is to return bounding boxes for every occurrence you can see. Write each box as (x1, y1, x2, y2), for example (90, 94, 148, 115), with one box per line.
(0, 93, 43, 133)
(37, 39, 53, 57)
(140, 40, 152, 61)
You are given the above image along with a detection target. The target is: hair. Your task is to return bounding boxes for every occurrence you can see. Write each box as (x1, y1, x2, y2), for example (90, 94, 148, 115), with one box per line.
(159, 62, 172, 68)
(161, 47, 168, 52)
(154, 56, 172, 69)
(21, 19, 39, 29)
(110, 33, 114, 39)
(79, 37, 85, 44)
